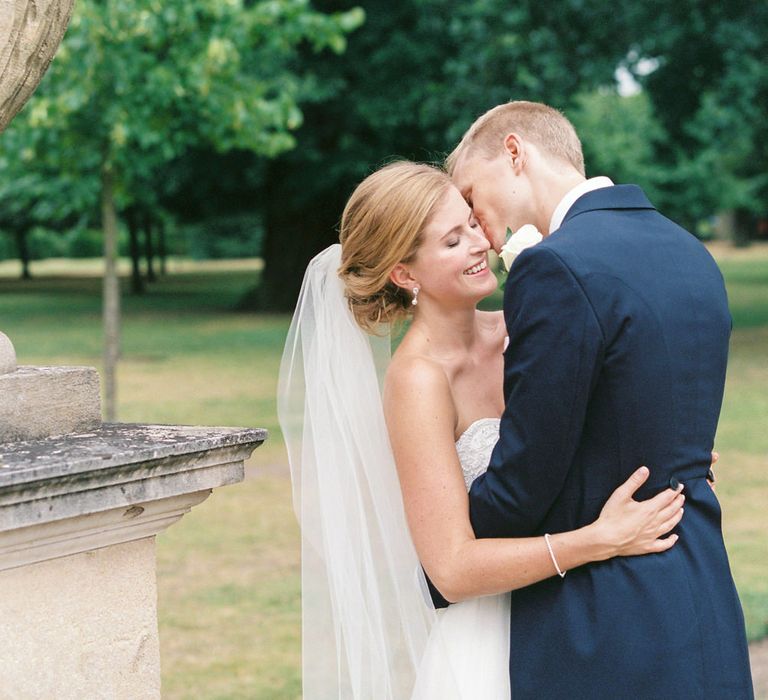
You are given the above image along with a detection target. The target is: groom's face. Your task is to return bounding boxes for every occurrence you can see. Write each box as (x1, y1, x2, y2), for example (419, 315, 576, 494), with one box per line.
(451, 150, 533, 253)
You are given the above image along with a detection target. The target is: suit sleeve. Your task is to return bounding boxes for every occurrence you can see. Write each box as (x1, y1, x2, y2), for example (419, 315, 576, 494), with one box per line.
(469, 245, 605, 538)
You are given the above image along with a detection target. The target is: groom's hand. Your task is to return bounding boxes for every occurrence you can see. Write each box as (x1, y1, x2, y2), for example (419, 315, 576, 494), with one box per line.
(708, 451, 719, 492)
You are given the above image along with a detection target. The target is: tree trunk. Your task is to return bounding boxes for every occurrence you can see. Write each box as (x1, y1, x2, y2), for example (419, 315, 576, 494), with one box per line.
(257, 158, 348, 311)
(157, 218, 168, 276)
(101, 163, 120, 422)
(14, 229, 31, 280)
(126, 207, 144, 295)
(733, 208, 753, 248)
(142, 212, 156, 282)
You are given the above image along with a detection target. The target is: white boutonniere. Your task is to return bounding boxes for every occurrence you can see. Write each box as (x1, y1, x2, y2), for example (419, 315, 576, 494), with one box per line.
(499, 224, 543, 272)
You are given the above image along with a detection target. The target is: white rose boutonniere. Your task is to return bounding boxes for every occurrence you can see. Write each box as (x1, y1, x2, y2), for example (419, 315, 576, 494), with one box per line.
(499, 224, 543, 272)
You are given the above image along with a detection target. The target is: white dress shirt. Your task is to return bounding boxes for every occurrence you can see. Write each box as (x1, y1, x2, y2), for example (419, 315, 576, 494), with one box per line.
(548, 176, 614, 234)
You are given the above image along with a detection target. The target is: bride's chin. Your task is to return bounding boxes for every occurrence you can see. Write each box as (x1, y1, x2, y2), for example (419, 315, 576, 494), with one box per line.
(465, 288, 499, 306)
(460, 281, 499, 304)
(425, 281, 499, 310)
(472, 278, 500, 301)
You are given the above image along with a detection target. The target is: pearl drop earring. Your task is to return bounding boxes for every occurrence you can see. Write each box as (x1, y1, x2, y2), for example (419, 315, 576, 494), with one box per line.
(412, 287, 420, 306)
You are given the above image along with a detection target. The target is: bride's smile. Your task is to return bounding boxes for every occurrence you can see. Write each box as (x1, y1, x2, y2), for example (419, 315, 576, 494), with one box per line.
(462, 259, 488, 276)
(395, 184, 499, 308)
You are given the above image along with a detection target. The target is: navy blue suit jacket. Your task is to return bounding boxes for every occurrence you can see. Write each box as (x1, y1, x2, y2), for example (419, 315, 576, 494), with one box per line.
(467, 185, 753, 698)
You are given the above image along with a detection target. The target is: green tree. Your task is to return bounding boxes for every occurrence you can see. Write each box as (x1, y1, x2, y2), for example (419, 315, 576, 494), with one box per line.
(0, 0, 362, 418)
(255, 0, 638, 310)
(626, 1, 767, 236)
(254, 0, 768, 307)
(568, 90, 667, 205)
(0, 166, 96, 278)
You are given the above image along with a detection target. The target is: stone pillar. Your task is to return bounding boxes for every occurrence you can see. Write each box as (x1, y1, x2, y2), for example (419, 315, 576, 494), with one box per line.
(0, 333, 266, 698)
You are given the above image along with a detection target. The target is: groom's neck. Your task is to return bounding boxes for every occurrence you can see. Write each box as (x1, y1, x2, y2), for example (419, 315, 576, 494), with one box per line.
(532, 168, 585, 236)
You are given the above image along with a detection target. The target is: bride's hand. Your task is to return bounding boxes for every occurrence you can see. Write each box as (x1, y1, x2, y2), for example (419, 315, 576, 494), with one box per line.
(592, 466, 685, 559)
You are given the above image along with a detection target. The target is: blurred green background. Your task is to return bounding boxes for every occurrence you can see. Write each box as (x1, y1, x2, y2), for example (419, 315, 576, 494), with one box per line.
(0, 0, 766, 697)
(1, 1, 766, 306)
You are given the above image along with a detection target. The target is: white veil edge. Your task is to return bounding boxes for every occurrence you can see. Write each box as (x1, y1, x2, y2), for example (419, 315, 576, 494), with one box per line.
(278, 244, 447, 699)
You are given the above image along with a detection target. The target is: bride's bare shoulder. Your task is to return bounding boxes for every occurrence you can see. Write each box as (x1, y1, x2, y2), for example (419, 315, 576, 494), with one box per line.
(385, 351, 449, 400)
(384, 352, 457, 440)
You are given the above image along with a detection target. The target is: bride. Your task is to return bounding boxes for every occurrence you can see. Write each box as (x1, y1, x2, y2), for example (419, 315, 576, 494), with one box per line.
(279, 161, 689, 698)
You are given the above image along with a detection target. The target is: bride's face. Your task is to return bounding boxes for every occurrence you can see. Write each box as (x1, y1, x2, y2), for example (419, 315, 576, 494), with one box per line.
(408, 185, 497, 306)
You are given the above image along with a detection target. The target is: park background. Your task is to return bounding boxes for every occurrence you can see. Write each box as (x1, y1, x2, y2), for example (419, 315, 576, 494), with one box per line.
(0, 0, 766, 697)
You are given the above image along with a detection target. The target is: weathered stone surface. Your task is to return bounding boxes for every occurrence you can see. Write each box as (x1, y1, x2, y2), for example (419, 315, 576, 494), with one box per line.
(0, 424, 266, 538)
(0, 422, 266, 486)
(0, 538, 161, 698)
(0, 422, 266, 698)
(0, 332, 15, 374)
(0, 365, 102, 441)
(0, 489, 212, 571)
(0, 0, 76, 133)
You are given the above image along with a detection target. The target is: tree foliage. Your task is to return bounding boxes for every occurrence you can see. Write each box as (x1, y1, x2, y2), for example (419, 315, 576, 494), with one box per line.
(254, 0, 767, 309)
(256, 0, 638, 309)
(1, 0, 764, 309)
(569, 91, 667, 206)
(626, 1, 768, 228)
(0, 0, 363, 213)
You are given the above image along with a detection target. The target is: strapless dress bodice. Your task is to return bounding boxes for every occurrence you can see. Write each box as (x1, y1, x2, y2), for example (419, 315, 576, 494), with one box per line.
(455, 417, 501, 490)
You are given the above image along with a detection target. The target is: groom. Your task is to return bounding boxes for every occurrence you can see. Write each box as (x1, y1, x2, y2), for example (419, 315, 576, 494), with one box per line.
(447, 101, 753, 698)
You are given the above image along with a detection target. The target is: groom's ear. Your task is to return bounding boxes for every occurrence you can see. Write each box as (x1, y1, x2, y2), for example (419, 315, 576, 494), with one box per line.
(503, 133, 526, 173)
(389, 263, 417, 291)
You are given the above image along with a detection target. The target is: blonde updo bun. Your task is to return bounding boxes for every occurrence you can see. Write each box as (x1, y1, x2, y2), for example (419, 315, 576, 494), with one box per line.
(338, 161, 450, 334)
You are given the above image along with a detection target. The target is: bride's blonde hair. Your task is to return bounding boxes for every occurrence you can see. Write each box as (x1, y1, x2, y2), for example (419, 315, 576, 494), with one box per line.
(339, 161, 450, 333)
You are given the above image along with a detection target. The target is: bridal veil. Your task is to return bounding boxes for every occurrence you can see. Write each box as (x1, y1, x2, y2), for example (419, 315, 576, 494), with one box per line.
(279, 245, 462, 698)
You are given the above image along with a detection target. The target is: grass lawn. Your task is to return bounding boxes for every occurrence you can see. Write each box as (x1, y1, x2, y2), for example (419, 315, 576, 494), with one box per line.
(0, 246, 766, 698)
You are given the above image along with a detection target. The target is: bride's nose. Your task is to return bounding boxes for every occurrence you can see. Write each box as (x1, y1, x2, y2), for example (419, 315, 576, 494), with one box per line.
(469, 227, 491, 252)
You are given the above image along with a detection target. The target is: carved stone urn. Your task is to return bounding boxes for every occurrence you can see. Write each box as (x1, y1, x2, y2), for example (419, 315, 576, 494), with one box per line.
(0, 0, 75, 132)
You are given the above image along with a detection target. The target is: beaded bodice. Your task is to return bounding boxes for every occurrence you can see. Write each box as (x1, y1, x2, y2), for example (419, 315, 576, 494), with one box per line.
(455, 418, 501, 490)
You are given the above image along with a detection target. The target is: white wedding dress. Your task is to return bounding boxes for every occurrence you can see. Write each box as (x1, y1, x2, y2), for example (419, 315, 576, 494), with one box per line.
(411, 417, 511, 699)
(280, 246, 513, 699)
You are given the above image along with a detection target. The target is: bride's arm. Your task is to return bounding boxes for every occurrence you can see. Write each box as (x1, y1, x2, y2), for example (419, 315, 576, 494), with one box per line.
(384, 357, 684, 604)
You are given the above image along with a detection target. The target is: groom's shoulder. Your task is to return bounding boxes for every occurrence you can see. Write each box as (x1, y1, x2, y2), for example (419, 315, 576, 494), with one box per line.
(522, 231, 581, 273)
(504, 241, 583, 299)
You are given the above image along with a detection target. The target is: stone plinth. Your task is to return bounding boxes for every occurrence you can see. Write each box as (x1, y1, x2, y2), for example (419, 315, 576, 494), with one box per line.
(0, 422, 266, 696)
(0, 423, 266, 569)
(0, 331, 101, 442)
(0, 538, 160, 698)
(0, 365, 102, 442)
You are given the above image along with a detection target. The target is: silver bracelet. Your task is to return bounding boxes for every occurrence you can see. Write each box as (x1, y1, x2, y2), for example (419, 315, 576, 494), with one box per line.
(544, 533, 567, 579)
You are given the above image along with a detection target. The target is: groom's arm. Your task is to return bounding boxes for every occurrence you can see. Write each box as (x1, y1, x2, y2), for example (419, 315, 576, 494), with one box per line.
(469, 245, 604, 539)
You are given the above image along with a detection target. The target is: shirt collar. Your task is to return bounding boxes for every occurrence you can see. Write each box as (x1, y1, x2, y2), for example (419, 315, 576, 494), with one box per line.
(548, 176, 614, 234)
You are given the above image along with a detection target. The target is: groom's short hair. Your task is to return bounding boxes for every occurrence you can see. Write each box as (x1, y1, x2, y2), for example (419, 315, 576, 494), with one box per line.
(446, 101, 585, 176)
